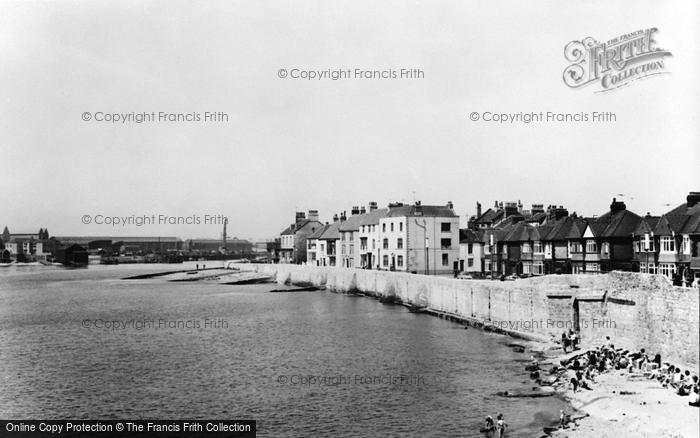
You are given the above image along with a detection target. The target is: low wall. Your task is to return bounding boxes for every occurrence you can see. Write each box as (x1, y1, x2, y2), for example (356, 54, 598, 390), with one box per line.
(243, 264, 699, 368)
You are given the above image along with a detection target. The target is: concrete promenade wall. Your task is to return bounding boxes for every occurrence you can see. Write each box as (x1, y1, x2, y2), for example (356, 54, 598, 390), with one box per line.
(244, 264, 699, 368)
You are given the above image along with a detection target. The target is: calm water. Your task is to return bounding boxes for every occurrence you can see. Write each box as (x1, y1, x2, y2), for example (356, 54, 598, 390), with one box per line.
(0, 263, 567, 437)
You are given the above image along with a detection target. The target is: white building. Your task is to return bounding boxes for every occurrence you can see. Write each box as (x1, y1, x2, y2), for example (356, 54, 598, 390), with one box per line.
(459, 229, 484, 273)
(377, 201, 460, 274)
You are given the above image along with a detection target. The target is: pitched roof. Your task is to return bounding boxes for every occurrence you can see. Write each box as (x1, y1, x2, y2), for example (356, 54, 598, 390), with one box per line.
(384, 204, 457, 218)
(319, 221, 341, 240)
(590, 209, 642, 238)
(339, 214, 364, 232)
(308, 223, 330, 240)
(360, 208, 389, 226)
(459, 229, 483, 243)
(474, 208, 503, 225)
(280, 219, 321, 235)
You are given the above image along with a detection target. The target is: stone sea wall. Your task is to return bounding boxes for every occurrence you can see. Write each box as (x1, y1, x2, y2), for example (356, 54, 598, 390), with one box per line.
(242, 264, 700, 368)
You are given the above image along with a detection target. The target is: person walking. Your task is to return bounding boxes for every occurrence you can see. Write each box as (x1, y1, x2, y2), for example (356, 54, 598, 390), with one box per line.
(496, 413, 507, 437)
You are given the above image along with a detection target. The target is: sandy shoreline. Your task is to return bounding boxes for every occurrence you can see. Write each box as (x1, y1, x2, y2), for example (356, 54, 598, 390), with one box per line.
(523, 342, 700, 438)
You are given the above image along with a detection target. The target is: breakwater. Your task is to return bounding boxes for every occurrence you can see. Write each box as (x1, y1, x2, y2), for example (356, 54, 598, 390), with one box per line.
(239, 264, 699, 368)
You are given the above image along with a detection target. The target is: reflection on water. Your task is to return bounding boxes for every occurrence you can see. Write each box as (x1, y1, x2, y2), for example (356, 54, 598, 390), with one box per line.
(0, 263, 567, 436)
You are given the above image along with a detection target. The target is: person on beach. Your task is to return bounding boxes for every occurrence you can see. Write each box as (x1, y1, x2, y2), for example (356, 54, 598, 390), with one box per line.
(496, 413, 507, 438)
(570, 376, 579, 392)
(483, 416, 495, 435)
(562, 332, 570, 353)
(569, 329, 578, 350)
(604, 336, 612, 349)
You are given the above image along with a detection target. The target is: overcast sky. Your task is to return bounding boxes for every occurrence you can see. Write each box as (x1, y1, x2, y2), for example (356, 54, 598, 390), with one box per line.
(1, 0, 698, 240)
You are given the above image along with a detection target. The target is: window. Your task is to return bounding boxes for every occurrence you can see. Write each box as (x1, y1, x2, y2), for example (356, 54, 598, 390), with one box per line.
(522, 243, 531, 253)
(349, 244, 354, 254)
(586, 240, 597, 253)
(360, 238, 367, 251)
(397, 238, 403, 249)
(545, 243, 552, 255)
(485, 260, 492, 271)
(397, 255, 404, 267)
(383, 255, 389, 267)
(658, 263, 676, 278)
(467, 258, 474, 267)
(441, 238, 451, 249)
(442, 253, 449, 266)
(523, 263, 531, 274)
(399, 222, 403, 232)
(569, 242, 582, 253)
(648, 263, 656, 274)
(441, 223, 451, 232)
(390, 223, 394, 232)
(586, 263, 599, 273)
(341, 245, 345, 255)
(602, 242, 610, 254)
(382, 223, 386, 232)
(533, 241, 543, 253)
(682, 235, 691, 254)
(383, 238, 389, 250)
(372, 239, 375, 249)
(533, 261, 544, 275)
(661, 236, 675, 253)
(467, 243, 473, 255)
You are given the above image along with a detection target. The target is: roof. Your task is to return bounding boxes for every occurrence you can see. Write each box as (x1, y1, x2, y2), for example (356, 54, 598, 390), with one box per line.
(319, 221, 341, 240)
(308, 223, 331, 240)
(589, 208, 642, 238)
(656, 197, 700, 234)
(280, 219, 321, 236)
(339, 214, 364, 232)
(474, 208, 504, 225)
(359, 208, 389, 226)
(459, 229, 483, 243)
(384, 204, 457, 218)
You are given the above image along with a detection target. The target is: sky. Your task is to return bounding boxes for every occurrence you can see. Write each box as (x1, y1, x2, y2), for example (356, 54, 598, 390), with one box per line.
(1, 0, 698, 240)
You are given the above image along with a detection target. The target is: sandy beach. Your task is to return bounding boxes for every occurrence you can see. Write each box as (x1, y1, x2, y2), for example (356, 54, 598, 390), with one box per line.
(535, 344, 700, 438)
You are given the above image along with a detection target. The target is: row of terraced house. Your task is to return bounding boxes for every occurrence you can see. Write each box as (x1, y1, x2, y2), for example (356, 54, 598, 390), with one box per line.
(276, 192, 700, 284)
(459, 192, 700, 285)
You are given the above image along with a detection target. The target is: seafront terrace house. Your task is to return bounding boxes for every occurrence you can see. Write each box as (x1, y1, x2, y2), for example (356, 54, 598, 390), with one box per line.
(318, 219, 341, 267)
(358, 202, 388, 269)
(279, 210, 322, 264)
(339, 207, 365, 268)
(458, 229, 483, 273)
(306, 223, 330, 266)
(646, 192, 700, 283)
(632, 213, 660, 275)
(376, 201, 459, 274)
(589, 198, 641, 273)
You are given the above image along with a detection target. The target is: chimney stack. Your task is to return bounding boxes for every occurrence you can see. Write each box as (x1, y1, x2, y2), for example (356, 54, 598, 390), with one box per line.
(609, 198, 626, 214)
(360, 206, 366, 214)
(333, 214, 339, 222)
(351, 206, 360, 215)
(476, 202, 482, 218)
(308, 210, 319, 222)
(369, 201, 378, 211)
(686, 192, 700, 208)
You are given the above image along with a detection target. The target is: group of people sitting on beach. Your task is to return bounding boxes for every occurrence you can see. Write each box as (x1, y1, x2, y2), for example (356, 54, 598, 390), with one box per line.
(482, 413, 506, 437)
(561, 336, 700, 407)
(560, 329, 579, 353)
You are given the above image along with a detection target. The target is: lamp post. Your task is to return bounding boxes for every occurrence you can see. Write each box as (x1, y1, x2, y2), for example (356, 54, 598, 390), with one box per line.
(490, 233, 495, 280)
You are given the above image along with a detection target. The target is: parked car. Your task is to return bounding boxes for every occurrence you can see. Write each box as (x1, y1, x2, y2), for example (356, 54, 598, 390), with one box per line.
(457, 273, 473, 280)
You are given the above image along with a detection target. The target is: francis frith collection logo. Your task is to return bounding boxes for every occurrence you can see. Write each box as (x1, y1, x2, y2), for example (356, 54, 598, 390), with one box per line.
(563, 28, 672, 92)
